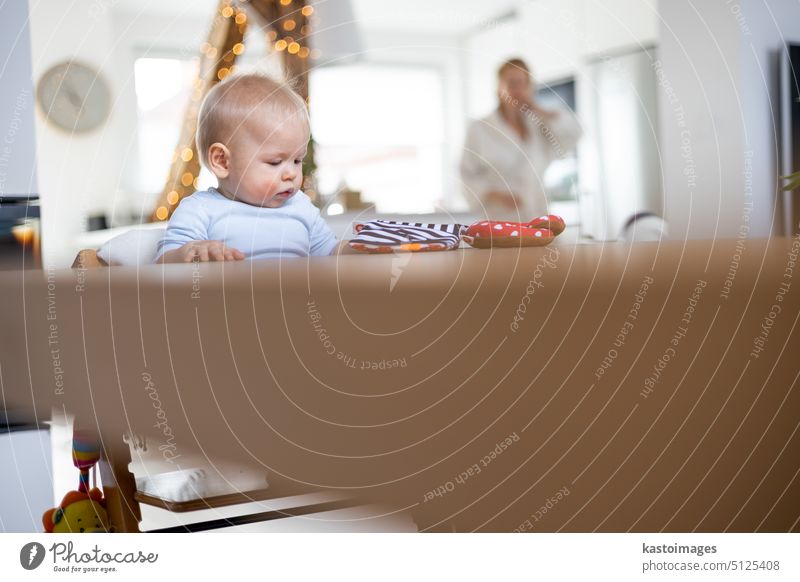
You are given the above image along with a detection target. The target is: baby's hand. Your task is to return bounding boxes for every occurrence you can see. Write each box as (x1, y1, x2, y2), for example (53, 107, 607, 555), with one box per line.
(158, 241, 245, 263)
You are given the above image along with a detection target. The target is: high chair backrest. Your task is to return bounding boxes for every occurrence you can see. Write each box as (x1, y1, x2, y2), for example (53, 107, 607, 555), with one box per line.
(66, 246, 354, 532)
(71, 249, 107, 269)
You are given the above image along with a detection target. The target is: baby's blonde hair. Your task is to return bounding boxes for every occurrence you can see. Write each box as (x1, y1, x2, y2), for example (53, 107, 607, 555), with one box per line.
(196, 73, 309, 168)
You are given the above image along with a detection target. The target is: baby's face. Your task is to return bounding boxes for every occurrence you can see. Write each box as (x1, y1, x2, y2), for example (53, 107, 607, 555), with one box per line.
(224, 114, 309, 208)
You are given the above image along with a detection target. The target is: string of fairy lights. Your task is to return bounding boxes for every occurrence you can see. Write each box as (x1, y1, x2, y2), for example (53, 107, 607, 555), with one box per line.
(154, 0, 317, 221)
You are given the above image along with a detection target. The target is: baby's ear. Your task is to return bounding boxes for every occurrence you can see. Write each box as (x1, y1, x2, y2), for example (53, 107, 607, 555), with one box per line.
(207, 143, 230, 178)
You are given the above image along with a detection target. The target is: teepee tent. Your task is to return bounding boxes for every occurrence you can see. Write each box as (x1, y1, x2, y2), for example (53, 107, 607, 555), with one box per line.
(151, 0, 315, 222)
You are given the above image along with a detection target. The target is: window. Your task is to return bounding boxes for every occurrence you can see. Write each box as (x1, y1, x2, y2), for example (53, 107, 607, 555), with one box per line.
(133, 57, 214, 205)
(134, 60, 448, 215)
(310, 64, 445, 214)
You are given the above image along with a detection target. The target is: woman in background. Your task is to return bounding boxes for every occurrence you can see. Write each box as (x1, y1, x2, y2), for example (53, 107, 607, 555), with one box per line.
(460, 58, 582, 219)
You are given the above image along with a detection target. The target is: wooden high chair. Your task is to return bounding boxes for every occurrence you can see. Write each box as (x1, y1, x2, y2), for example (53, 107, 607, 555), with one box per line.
(70, 249, 358, 533)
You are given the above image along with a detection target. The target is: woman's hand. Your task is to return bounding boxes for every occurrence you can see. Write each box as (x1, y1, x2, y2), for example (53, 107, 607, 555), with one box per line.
(157, 241, 245, 263)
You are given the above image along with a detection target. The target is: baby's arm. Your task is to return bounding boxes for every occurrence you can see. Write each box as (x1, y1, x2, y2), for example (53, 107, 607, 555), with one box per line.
(308, 206, 341, 257)
(155, 196, 244, 263)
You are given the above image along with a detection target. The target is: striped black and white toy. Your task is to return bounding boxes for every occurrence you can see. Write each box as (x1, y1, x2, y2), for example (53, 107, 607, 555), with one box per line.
(349, 220, 467, 253)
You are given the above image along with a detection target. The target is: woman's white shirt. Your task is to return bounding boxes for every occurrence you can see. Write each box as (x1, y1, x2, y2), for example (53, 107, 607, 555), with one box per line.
(460, 107, 582, 219)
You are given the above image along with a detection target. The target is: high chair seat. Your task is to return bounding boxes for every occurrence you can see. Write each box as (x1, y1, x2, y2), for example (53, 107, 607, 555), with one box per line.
(134, 467, 271, 512)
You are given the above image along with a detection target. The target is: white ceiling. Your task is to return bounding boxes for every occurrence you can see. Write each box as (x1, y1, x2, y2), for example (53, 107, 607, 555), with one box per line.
(113, 0, 219, 18)
(350, 0, 519, 35)
(112, 0, 520, 35)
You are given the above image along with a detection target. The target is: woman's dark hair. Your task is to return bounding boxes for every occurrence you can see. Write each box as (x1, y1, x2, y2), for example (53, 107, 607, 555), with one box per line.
(497, 58, 531, 80)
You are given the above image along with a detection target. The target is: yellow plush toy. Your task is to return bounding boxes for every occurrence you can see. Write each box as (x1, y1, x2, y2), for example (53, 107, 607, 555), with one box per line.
(42, 488, 111, 533)
(43, 429, 113, 533)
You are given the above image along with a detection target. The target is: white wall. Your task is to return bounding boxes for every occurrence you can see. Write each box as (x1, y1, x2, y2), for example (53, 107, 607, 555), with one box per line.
(0, 0, 39, 200)
(359, 29, 467, 210)
(463, 15, 524, 119)
(657, 1, 747, 240)
(29, 0, 137, 267)
(658, 0, 800, 239)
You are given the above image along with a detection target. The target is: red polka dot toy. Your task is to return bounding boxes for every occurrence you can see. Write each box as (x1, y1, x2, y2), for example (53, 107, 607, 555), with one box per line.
(463, 215, 565, 249)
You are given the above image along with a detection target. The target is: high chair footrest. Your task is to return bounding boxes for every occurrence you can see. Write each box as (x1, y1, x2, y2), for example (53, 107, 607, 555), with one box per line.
(134, 488, 274, 513)
(146, 498, 362, 532)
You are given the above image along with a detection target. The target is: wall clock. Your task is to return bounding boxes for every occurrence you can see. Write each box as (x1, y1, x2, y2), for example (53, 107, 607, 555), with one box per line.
(36, 61, 111, 134)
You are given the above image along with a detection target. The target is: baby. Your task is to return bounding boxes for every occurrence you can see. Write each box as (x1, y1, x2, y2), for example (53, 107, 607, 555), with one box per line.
(155, 73, 342, 263)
